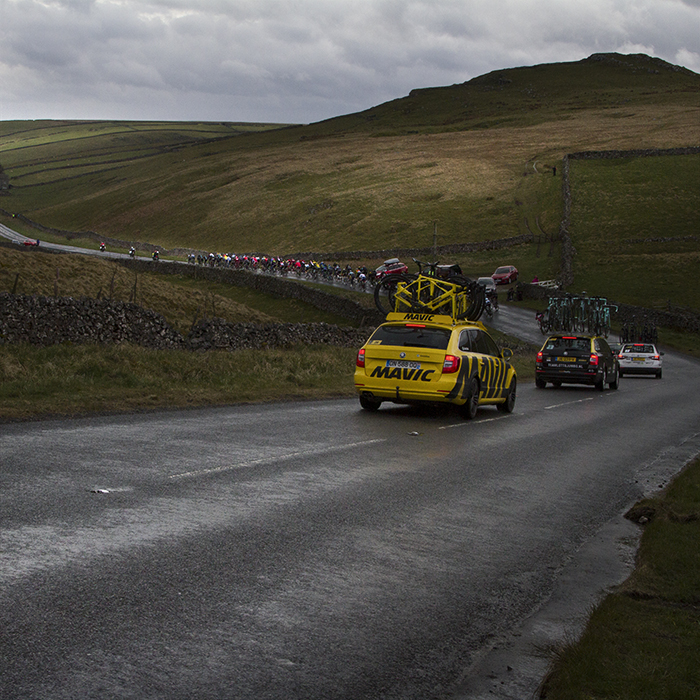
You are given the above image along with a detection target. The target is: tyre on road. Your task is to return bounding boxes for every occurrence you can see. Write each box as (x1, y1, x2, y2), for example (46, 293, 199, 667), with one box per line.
(360, 395, 382, 412)
(609, 367, 620, 390)
(596, 367, 608, 391)
(497, 377, 516, 413)
(460, 378, 480, 419)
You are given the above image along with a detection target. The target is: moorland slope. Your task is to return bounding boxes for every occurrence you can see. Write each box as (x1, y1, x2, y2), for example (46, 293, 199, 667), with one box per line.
(1, 52, 699, 309)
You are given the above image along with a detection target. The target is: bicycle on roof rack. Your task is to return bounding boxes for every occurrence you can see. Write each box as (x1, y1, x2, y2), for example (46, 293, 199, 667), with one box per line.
(537, 293, 618, 337)
(373, 258, 486, 321)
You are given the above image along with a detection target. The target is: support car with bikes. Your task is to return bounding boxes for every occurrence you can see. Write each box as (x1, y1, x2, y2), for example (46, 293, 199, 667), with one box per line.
(535, 334, 620, 391)
(354, 312, 517, 418)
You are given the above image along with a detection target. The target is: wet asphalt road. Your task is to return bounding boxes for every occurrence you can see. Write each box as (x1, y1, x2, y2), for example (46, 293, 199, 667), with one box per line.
(2, 345, 700, 699)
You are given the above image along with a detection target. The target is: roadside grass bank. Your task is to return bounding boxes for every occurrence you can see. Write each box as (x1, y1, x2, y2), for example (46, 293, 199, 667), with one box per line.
(541, 456, 700, 699)
(0, 343, 359, 421)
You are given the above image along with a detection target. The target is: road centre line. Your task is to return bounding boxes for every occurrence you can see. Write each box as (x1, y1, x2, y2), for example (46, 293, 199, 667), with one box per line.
(544, 397, 595, 410)
(168, 438, 386, 480)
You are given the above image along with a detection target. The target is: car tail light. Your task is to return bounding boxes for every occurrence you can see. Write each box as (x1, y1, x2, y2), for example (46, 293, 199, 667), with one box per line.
(442, 355, 461, 373)
(589, 354, 599, 366)
(536, 351, 543, 364)
(654, 354, 661, 361)
(356, 348, 366, 368)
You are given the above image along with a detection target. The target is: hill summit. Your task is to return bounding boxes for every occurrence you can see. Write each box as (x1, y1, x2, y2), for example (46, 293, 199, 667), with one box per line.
(306, 52, 700, 136)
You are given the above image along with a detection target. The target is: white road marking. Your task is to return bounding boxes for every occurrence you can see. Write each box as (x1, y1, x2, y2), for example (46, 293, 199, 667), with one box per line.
(168, 438, 386, 480)
(544, 397, 595, 410)
(439, 414, 514, 430)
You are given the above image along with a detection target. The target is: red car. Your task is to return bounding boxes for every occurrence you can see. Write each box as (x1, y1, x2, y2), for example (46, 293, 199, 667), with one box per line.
(23, 239, 40, 247)
(375, 258, 408, 280)
(492, 265, 518, 285)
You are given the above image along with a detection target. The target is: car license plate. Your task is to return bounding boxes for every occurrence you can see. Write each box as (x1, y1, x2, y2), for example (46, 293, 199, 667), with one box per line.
(632, 357, 645, 362)
(386, 360, 421, 369)
(556, 356, 577, 362)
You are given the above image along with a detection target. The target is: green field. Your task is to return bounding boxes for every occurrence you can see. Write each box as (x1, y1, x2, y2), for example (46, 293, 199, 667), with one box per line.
(568, 154, 700, 310)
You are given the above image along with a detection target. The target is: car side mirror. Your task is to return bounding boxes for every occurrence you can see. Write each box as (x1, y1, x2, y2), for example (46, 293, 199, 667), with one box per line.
(501, 348, 513, 361)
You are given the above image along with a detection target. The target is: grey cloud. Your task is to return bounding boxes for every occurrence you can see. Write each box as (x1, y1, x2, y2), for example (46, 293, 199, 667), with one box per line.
(0, 0, 698, 123)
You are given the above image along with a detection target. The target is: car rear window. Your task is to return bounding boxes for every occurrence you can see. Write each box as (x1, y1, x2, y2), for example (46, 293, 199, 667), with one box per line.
(544, 337, 591, 353)
(623, 344, 655, 354)
(369, 325, 451, 350)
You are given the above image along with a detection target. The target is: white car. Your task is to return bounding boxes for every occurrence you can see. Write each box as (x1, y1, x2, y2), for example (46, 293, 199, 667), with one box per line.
(477, 277, 497, 293)
(618, 343, 663, 378)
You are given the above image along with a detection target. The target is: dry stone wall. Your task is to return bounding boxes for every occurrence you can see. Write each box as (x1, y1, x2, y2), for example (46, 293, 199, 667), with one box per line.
(0, 292, 374, 350)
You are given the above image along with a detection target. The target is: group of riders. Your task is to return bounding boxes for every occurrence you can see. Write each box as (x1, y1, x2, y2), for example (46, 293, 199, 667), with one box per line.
(183, 252, 381, 290)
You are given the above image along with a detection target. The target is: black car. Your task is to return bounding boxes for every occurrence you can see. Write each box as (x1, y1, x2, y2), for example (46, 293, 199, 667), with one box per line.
(535, 335, 620, 390)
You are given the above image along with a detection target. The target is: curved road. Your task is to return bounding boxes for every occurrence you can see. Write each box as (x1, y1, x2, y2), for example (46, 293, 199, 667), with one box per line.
(2, 354, 700, 699)
(2, 223, 700, 698)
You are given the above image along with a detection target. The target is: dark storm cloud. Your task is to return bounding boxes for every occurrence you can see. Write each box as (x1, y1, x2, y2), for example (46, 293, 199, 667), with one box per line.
(1, 0, 698, 123)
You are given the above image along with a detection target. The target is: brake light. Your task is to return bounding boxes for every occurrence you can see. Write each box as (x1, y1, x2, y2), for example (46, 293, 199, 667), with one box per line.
(654, 355, 661, 361)
(589, 354, 599, 366)
(405, 324, 426, 328)
(562, 336, 577, 340)
(536, 351, 543, 364)
(442, 355, 461, 373)
(356, 348, 366, 368)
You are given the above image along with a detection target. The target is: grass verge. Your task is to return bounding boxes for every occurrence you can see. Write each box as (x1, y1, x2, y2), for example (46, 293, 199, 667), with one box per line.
(0, 343, 359, 421)
(541, 456, 700, 699)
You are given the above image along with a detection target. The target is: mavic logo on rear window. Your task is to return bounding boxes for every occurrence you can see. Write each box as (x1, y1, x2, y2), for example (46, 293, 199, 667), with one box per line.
(370, 367, 435, 381)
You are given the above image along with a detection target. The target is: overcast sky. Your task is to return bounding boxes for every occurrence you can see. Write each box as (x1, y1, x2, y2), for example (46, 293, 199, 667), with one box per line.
(1, 0, 699, 124)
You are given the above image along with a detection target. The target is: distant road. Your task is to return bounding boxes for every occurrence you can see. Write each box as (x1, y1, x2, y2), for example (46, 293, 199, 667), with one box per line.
(0, 222, 150, 261)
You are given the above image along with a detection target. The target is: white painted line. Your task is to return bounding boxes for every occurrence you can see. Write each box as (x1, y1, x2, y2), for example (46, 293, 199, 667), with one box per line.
(544, 397, 595, 410)
(439, 414, 514, 430)
(168, 438, 386, 480)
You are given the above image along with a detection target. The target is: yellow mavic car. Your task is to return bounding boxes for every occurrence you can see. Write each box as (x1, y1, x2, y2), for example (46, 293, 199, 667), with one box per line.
(354, 313, 516, 418)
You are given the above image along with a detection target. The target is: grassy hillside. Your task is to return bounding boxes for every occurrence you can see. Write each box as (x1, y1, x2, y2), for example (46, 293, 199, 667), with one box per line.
(1, 53, 699, 311)
(568, 153, 700, 311)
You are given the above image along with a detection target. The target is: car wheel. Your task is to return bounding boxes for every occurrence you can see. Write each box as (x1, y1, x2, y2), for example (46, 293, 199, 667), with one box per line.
(359, 395, 381, 412)
(657, 370, 663, 379)
(609, 366, 620, 390)
(497, 377, 516, 413)
(460, 378, 480, 420)
(535, 377, 546, 389)
(596, 367, 607, 391)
